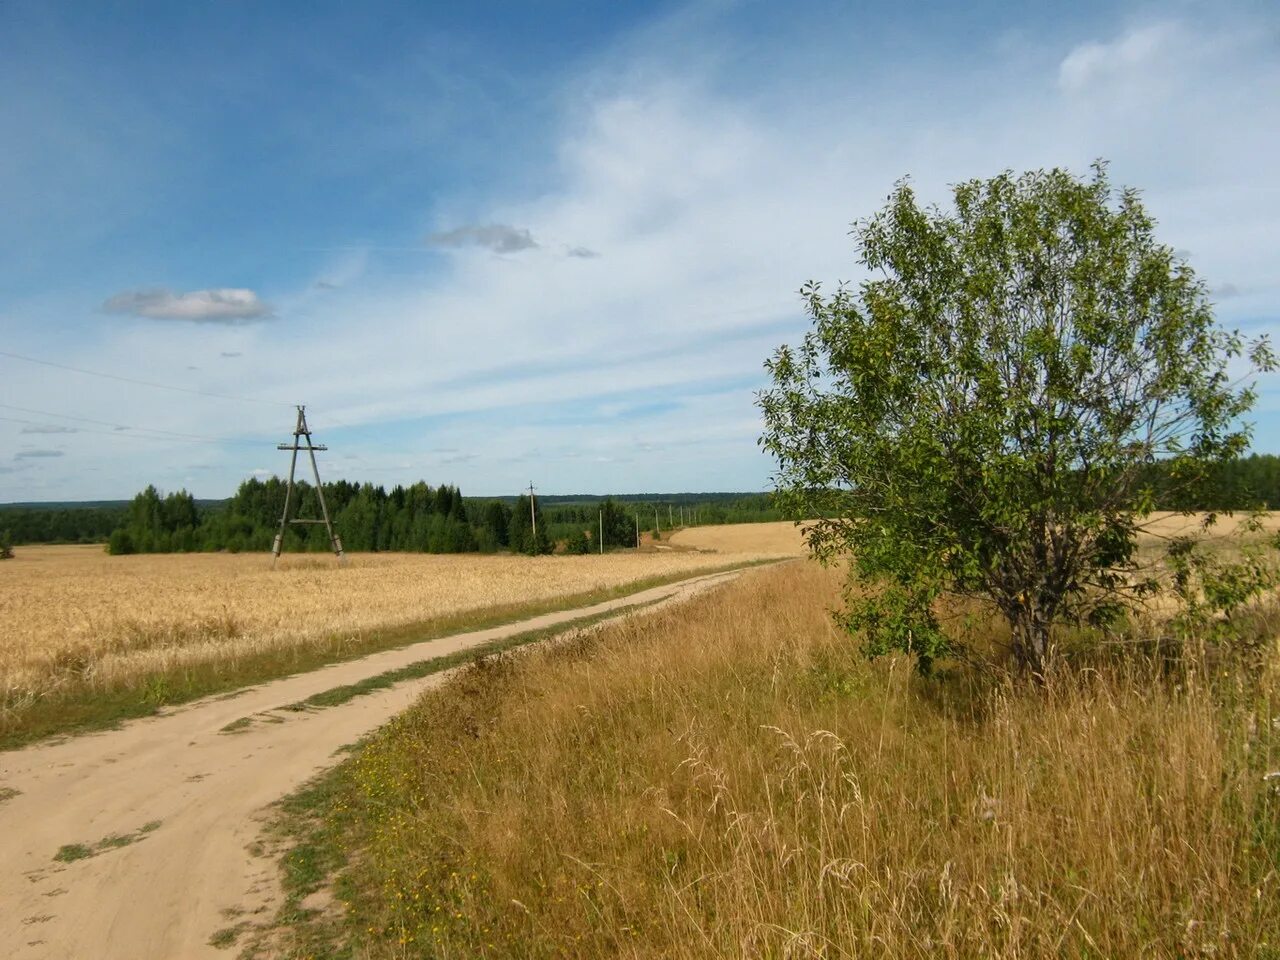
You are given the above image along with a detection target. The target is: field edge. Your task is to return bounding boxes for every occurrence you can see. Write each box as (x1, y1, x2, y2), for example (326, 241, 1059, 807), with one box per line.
(1, 557, 783, 753)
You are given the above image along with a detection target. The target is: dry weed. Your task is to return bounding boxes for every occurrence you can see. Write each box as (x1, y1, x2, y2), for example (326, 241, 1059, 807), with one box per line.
(326, 561, 1280, 959)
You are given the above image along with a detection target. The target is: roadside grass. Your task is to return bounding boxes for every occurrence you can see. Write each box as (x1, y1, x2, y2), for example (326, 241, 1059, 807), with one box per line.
(52, 820, 162, 864)
(0, 560, 768, 751)
(280, 596, 668, 714)
(208, 924, 245, 950)
(264, 560, 1280, 959)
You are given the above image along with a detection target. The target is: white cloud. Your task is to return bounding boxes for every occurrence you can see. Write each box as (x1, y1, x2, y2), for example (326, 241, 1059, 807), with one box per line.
(1058, 22, 1183, 92)
(102, 288, 273, 323)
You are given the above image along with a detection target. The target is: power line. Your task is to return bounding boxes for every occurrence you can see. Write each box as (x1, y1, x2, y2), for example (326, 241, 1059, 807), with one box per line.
(0, 415, 243, 446)
(0, 349, 294, 407)
(0, 403, 267, 445)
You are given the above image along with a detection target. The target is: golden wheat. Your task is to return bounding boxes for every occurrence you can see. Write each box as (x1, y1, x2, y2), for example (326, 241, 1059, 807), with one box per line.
(669, 512, 1279, 560)
(0, 543, 781, 705)
(669, 520, 808, 555)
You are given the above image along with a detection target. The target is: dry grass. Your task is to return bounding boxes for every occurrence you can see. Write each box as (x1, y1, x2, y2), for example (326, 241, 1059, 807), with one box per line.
(1140, 510, 1280, 542)
(670, 520, 808, 555)
(0, 543, 780, 743)
(295, 561, 1280, 959)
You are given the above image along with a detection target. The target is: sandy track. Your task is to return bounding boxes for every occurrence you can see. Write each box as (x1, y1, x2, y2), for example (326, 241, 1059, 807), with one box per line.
(0, 567, 754, 960)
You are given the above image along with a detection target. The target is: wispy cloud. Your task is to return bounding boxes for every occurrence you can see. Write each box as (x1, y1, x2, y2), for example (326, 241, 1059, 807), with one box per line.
(15, 449, 65, 459)
(425, 224, 539, 253)
(220, 351, 243, 358)
(102, 288, 273, 323)
(1058, 22, 1182, 92)
(566, 246, 600, 259)
(20, 424, 77, 434)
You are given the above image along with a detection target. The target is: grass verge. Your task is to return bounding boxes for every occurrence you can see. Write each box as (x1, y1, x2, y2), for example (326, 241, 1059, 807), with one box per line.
(0, 560, 772, 752)
(52, 820, 162, 864)
(280, 596, 668, 714)
(260, 561, 1280, 959)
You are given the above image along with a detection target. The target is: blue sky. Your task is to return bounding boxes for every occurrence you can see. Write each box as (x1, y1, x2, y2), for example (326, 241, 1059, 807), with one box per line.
(1, 0, 1277, 501)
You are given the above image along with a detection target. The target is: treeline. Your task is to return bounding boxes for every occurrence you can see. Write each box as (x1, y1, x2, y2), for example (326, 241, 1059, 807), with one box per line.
(0, 504, 126, 545)
(1140, 453, 1280, 511)
(1, 490, 782, 547)
(12, 454, 1280, 553)
(540, 492, 779, 534)
(102, 480, 773, 557)
(106, 479, 524, 555)
(104, 479, 676, 556)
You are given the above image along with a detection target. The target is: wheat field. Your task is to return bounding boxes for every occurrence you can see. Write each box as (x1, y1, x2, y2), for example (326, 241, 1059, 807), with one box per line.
(670, 513, 1280, 558)
(0, 544, 780, 717)
(669, 520, 808, 555)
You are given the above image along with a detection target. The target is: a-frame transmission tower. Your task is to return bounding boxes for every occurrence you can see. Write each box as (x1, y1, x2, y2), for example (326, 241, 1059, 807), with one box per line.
(272, 405, 345, 566)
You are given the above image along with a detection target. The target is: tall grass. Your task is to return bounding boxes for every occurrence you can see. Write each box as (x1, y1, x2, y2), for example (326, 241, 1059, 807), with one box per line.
(293, 561, 1280, 959)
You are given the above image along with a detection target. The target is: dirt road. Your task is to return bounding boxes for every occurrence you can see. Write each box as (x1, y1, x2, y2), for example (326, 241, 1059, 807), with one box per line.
(0, 567, 752, 960)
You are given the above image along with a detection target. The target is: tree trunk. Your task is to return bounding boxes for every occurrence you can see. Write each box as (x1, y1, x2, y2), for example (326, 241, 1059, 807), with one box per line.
(1009, 608, 1051, 679)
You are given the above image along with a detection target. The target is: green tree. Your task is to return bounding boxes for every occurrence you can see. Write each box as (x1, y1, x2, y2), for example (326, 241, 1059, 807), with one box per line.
(565, 528, 591, 554)
(482, 501, 511, 547)
(759, 163, 1274, 677)
(599, 498, 633, 549)
(0, 528, 14, 560)
(107, 528, 135, 556)
(508, 494, 552, 555)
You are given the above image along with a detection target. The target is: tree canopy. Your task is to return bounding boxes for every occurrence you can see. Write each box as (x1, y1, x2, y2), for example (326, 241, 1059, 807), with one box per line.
(760, 163, 1274, 675)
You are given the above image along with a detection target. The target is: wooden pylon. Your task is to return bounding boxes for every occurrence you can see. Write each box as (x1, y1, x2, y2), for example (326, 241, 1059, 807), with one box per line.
(272, 405, 345, 566)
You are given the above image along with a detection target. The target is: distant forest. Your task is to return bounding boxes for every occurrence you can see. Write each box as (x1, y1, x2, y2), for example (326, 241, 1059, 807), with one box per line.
(6, 453, 1280, 555)
(0, 477, 779, 555)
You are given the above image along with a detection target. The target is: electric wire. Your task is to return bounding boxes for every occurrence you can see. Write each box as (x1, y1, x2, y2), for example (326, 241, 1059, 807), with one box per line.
(2, 415, 222, 445)
(0, 349, 295, 407)
(0, 351, 354, 448)
(0, 403, 270, 445)
(0, 415, 270, 447)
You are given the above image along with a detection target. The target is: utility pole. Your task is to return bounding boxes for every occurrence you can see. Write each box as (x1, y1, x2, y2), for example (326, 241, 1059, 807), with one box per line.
(634, 514, 640, 548)
(598, 509, 604, 554)
(528, 483, 537, 545)
(668, 504, 673, 528)
(272, 405, 344, 566)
